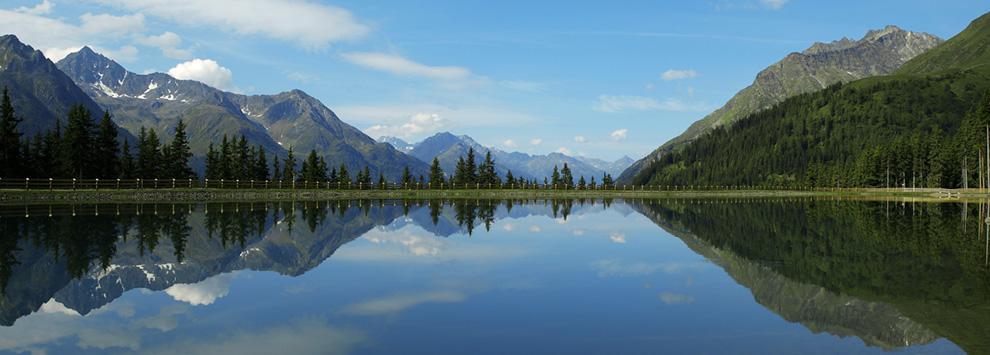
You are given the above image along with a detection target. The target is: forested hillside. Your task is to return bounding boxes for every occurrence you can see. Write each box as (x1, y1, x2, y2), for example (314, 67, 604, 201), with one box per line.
(631, 12, 990, 188)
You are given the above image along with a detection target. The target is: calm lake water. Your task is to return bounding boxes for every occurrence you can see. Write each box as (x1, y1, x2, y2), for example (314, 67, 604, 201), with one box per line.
(0, 198, 986, 354)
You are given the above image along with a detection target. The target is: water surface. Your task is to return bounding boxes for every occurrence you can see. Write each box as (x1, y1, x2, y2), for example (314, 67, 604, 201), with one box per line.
(0, 199, 986, 354)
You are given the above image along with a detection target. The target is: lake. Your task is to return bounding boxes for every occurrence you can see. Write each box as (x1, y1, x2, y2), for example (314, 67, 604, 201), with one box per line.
(0, 198, 986, 354)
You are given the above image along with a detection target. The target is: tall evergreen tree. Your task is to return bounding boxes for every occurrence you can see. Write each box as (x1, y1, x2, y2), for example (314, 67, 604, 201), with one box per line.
(453, 157, 467, 186)
(120, 140, 135, 179)
(505, 170, 515, 186)
(429, 157, 445, 187)
(271, 153, 282, 181)
(94, 111, 120, 179)
(378, 172, 387, 189)
(337, 163, 350, 186)
(0, 87, 22, 177)
(551, 166, 561, 186)
(578, 176, 586, 189)
(254, 145, 269, 181)
(205, 143, 219, 180)
(166, 119, 194, 179)
(560, 163, 574, 188)
(401, 166, 413, 186)
(136, 127, 161, 178)
(219, 135, 232, 180)
(282, 146, 297, 182)
(63, 105, 96, 178)
(465, 148, 478, 185)
(478, 151, 498, 186)
(236, 135, 250, 180)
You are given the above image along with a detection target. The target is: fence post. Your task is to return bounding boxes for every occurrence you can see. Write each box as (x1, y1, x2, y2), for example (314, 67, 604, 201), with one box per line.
(172, 178, 176, 189)
(154, 178, 159, 189)
(51, 178, 55, 191)
(25, 177, 29, 191)
(189, 179, 193, 188)
(95, 178, 100, 191)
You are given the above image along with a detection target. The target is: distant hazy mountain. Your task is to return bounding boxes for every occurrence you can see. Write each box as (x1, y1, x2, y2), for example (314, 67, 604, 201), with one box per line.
(56, 47, 427, 179)
(0, 35, 131, 140)
(619, 25, 942, 183)
(378, 136, 414, 153)
(403, 132, 631, 181)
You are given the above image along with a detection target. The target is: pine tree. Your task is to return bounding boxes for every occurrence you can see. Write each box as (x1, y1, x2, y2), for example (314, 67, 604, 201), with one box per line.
(429, 157, 445, 188)
(63, 105, 96, 178)
(94, 111, 119, 179)
(137, 127, 161, 178)
(454, 157, 466, 186)
(478, 151, 498, 186)
(271, 153, 282, 181)
(337, 163, 350, 186)
(401, 166, 413, 187)
(167, 119, 194, 179)
(361, 167, 372, 186)
(205, 143, 219, 180)
(590, 176, 597, 189)
(561, 163, 573, 188)
(282, 146, 297, 182)
(0, 87, 22, 177)
(378, 172, 386, 189)
(219, 135, 232, 179)
(120, 140, 135, 179)
(551, 166, 561, 187)
(505, 170, 515, 186)
(465, 148, 478, 185)
(254, 145, 269, 181)
(236, 135, 250, 180)
(46, 119, 66, 177)
(578, 176, 586, 189)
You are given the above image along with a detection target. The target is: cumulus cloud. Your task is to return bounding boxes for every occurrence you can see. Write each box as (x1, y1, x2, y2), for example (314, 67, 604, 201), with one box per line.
(556, 147, 572, 155)
(502, 139, 518, 148)
(573, 135, 587, 143)
(760, 0, 789, 10)
(167, 58, 235, 91)
(610, 129, 628, 141)
(528, 225, 542, 233)
(15, 0, 54, 15)
(164, 273, 236, 306)
(364, 113, 446, 140)
(0, 9, 146, 61)
(138, 31, 192, 59)
(95, 0, 369, 49)
(529, 138, 543, 146)
(593, 95, 706, 113)
(342, 290, 467, 316)
(341, 52, 472, 81)
(661, 69, 698, 81)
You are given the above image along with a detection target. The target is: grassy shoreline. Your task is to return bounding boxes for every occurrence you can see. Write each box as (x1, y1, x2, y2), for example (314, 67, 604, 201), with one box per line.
(0, 187, 985, 204)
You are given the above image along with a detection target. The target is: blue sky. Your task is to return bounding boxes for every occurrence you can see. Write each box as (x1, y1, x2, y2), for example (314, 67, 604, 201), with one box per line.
(1, 0, 987, 160)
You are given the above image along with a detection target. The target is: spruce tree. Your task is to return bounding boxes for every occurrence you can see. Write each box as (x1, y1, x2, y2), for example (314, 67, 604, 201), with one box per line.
(378, 172, 386, 189)
(578, 176, 586, 189)
(205, 143, 219, 180)
(0, 87, 22, 177)
(505, 170, 515, 186)
(63, 105, 96, 178)
(478, 151, 497, 186)
(219, 135, 232, 180)
(337, 163, 350, 186)
(137, 127, 161, 178)
(401, 166, 413, 186)
(236, 135, 250, 180)
(551, 166, 561, 187)
(254, 145, 269, 181)
(454, 157, 466, 186)
(271, 153, 281, 181)
(282, 146, 297, 182)
(361, 167, 372, 186)
(590, 176, 597, 189)
(465, 148, 478, 185)
(561, 163, 573, 188)
(167, 119, 194, 179)
(429, 157, 445, 187)
(94, 111, 119, 179)
(120, 140, 135, 179)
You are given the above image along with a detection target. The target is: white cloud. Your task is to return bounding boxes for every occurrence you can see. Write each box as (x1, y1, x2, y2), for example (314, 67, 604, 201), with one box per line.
(364, 113, 446, 140)
(96, 0, 369, 49)
(502, 139, 518, 148)
(593, 95, 707, 113)
(573, 135, 587, 143)
(15, 0, 53, 15)
(0, 9, 146, 61)
(502, 223, 515, 232)
(528, 225, 542, 233)
(591, 259, 708, 277)
(338, 104, 537, 137)
(609, 232, 627, 244)
(341, 52, 472, 81)
(138, 31, 191, 59)
(342, 290, 467, 316)
(556, 147, 572, 155)
(760, 0, 790, 10)
(610, 129, 628, 141)
(164, 273, 236, 306)
(167, 58, 235, 91)
(572, 229, 586, 236)
(529, 138, 543, 146)
(661, 69, 697, 81)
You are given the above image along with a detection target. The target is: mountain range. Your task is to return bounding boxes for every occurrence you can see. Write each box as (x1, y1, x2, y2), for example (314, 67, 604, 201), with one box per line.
(380, 132, 634, 181)
(0, 35, 427, 180)
(619, 25, 943, 183)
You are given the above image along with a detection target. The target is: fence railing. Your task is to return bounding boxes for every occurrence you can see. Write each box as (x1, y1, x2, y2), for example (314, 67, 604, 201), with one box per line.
(0, 177, 942, 192)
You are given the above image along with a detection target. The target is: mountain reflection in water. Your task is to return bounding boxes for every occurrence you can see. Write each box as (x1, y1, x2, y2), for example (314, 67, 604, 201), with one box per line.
(0, 198, 985, 354)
